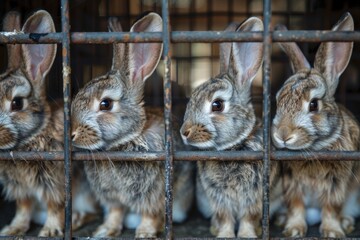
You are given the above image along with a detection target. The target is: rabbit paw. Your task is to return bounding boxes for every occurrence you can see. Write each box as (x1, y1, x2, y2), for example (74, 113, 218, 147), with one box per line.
(283, 224, 307, 237)
(135, 225, 158, 238)
(0, 224, 29, 236)
(211, 223, 235, 237)
(38, 226, 64, 237)
(320, 224, 345, 238)
(341, 216, 355, 234)
(320, 215, 345, 238)
(217, 231, 235, 238)
(72, 211, 97, 231)
(209, 225, 219, 236)
(93, 224, 122, 237)
(320, 228, 345, 238)
(135, 232, 157, 238)
(274, 212, 287, 227)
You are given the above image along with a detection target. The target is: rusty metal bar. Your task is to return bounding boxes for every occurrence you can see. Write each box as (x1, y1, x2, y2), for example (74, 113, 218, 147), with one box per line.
(61, 0, 72, 238)
(0, 237, 64, 240)
(1, 31, 360, 44)
(1, 236, 358, 240)
(162, 0, 174, 239)
(0, 151, 359, 161)
(262, 0, 271, 238)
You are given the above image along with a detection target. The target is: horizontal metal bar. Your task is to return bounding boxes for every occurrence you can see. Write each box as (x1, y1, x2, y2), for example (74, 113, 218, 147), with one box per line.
(1, 31, 360, 44)
(0, 151, 360, 161)
(0, 237, 63, 240)
(0, 236, 355, 240)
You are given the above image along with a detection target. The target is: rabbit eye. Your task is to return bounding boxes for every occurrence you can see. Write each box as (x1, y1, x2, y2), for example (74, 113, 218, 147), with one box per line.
(309, 99, 319, 112)
(99, 99, 113, 111)
(211, 99, 224, 112)
(11, 97, 24, 111)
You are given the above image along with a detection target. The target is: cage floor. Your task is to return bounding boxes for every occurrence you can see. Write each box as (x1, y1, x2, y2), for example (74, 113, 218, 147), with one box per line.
(1, 198, 360, 238)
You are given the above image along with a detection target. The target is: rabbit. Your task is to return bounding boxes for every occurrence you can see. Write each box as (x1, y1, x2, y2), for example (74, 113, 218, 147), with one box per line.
(180, 17, 280, 238)
(271, 12, 360, 238)
(71, 12, 194, 237)
(0, 10, 98, 237)
(0, 10, 65, 236)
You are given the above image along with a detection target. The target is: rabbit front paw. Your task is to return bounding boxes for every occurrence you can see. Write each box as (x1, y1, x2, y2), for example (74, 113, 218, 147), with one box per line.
(135, 223, 158, 238)
(320, 228, 345, 238)
(283, 223, 307, 237)
(341, 216, 355, 234)
(72, 211, 97, 231)
(0, 224, 29, 236)
(135, 214, 163, 238)
(135, 231, 157, 238)
(93, 224, 122, 237)
(320, 224, 345, 238)
(38, 226, 64, 237)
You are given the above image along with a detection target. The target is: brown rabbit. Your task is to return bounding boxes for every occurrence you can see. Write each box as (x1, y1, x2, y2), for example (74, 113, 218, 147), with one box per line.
(71, 12, 177, 238)
(272, 12, 360, 238)
(0, 10, 64, 236)
(180, 18, 279, 238)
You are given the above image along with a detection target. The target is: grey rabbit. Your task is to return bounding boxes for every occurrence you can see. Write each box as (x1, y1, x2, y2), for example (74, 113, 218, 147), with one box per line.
(71, 12, 194, 237)
(180, 17, 279, 237)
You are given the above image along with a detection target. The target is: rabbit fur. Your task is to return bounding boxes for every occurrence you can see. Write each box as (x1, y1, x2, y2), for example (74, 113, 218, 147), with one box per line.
(272, 12, 360, 238)
(71, 12, 194, 238)
(0, 10, 64, 237)
(180, 18, 280, 238)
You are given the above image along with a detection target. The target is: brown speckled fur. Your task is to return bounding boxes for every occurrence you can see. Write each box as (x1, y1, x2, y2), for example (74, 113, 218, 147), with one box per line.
(71, 14, 194, 238)
(180, 18, 280, 238)
(273, 13, 359, 238)
(0, 10, 65, 237)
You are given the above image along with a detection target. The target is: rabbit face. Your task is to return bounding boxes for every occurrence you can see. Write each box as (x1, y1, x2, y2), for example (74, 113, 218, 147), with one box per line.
(71, 71, 146, 150)
(271, 69, 341, 150)
(71, 13, 163, 151)
(0, 10, 56, 150)
(180, 17, 264, 151)
(272, 13, 354, 151)
(0, 71, 49, 149)
(181, 75, 256, 150)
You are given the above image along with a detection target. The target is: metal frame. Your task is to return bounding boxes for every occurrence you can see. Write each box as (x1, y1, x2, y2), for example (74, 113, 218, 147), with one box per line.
(0, 0, 359, 239)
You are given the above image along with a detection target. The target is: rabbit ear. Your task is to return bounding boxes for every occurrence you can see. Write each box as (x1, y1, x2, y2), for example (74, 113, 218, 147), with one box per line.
(128, 12, 163, 84)
(220, 22, 239, 74)
(21, 10, 57, 88)
(275, 24, 310, 73)
(3, 11, 21, 70)
(228, 17, 263, 89)
(109, 17, 125, 71)
(314, 12, 354, 97)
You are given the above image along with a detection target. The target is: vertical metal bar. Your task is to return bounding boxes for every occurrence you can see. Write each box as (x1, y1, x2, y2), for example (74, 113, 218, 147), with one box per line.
(262, 0, 271, 239)
(162, 0, 174, 239)
(61, 0, 72, 239)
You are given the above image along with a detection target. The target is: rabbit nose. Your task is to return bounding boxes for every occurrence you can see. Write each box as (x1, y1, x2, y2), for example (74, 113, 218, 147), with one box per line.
(182, 128, 192, 138)
(71, 132, 76, 141)
(277, 126, 293, 142)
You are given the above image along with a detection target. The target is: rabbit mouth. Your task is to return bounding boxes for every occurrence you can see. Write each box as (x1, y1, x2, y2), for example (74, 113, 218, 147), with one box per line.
(185, 139, 216, 149)
(72, 134, 104, 150)
(272, 133, 313, 150)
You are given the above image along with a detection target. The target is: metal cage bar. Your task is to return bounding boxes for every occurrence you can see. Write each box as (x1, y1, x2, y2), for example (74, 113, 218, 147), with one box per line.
(0, 150, 359, 161)
(1, 1, 360, 239)
(262, 0, 271, 238)
(1, 31, 360, 44)
(162, 0, 174, 239)
(61, 0, 73, 239)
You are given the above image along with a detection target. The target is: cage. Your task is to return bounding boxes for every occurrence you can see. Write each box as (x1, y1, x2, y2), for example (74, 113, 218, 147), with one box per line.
(0, 0, 360, 239)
